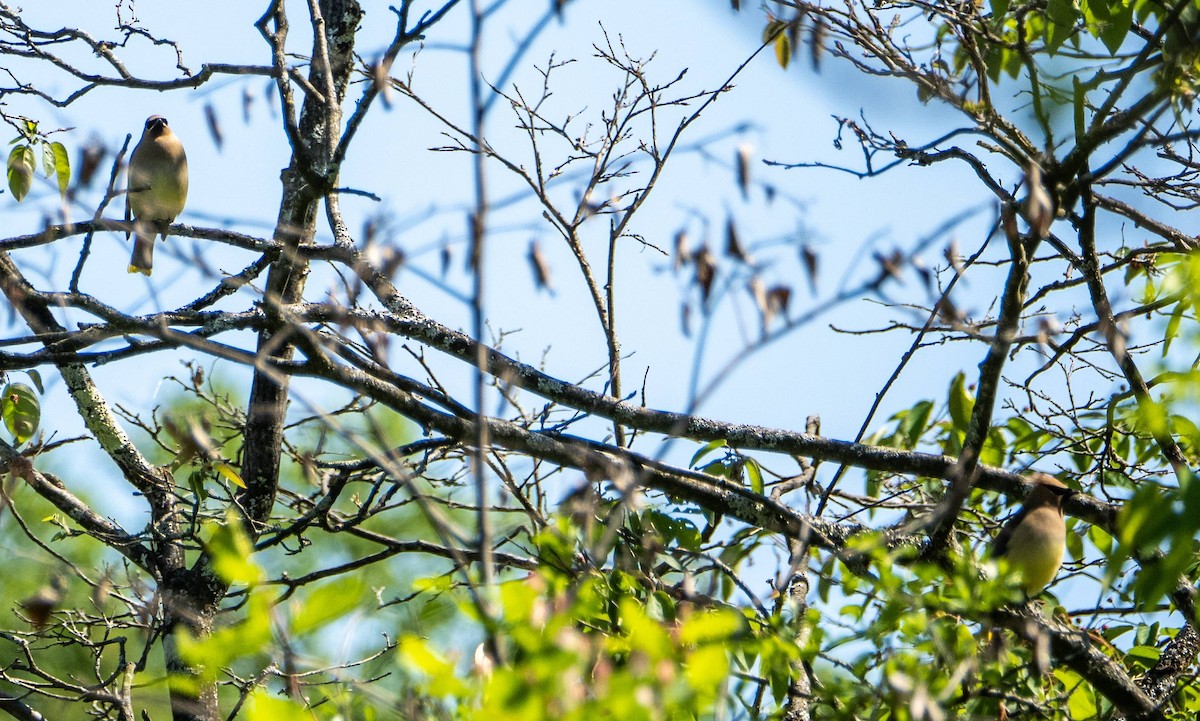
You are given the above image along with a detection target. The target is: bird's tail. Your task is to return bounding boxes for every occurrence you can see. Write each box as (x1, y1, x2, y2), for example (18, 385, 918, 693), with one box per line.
(128, 221, 160, 275)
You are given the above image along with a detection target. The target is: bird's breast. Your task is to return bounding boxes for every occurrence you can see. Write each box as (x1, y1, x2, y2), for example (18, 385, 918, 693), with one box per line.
(128, 139, 188, 222)
(1003, 507, 1066, 593)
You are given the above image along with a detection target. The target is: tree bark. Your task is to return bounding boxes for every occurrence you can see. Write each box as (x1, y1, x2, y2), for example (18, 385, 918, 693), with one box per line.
(162, 2, 362, 718)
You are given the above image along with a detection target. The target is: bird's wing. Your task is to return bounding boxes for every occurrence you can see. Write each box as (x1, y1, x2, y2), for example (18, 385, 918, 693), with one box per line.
(124, 176, 132, 240)
(991, 506, 1030, 558)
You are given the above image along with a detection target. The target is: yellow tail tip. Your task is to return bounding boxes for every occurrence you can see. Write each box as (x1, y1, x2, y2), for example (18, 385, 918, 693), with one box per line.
(127, 265, 152, 276)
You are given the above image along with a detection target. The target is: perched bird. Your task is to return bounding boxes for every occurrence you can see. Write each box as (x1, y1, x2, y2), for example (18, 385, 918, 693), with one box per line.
(126, 115, 188, 275)
(991, 472, 1074, 595)
(20, 574, 67, 628)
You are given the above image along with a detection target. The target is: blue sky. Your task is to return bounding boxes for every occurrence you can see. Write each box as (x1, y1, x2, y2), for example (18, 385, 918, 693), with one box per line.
(3, 0, 1113, 528)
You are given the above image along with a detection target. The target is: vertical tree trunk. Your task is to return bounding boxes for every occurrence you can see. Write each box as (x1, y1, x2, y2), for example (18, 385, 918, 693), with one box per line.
(162, 2, 362, 718)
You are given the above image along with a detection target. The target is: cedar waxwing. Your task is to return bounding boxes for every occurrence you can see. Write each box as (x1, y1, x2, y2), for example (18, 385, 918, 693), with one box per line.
(126, 115, 188, 275)
(991, 472, 1074, 595)
(20, 574, 67, 628)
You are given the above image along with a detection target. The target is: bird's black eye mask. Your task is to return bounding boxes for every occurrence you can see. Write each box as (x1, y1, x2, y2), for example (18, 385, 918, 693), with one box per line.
(1048, 484, 1075, 498)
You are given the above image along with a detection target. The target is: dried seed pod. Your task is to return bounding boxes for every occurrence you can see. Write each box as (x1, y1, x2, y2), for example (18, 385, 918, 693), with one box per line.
(1023, 162, 1054, 239)
(528, 239, 553, 293)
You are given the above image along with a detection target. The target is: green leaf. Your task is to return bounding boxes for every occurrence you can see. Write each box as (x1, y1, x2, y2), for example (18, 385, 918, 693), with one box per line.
(291, 577, 366, 636)
(1073, 76, 1086, 145)
(244, 691, 311, 721)
(685, 643, 730, 689)
(774, 32, 791, 70)
(619, 597, 673, 658)
(205, 512, 263, 586)
(399, 635, 470, 697)
(698, 458, 731, 479)
(41, 141, 54, 179)
(213, 461, 246, 489)
(25, 369, 43, 395)
(980, 426, 1007, 468)
(646, 510, 701, 551)
(690, 439, 727, 468)
(1126, 644, 1162, 663)
(1087, 524, 1113, 554)
(177, 593, 273, 678)
(187, 469, 208, 501)
(1065, 520, 1084, 561)
(897, 400, 934, 449)
(762, 18, 788, 44)
(1, 382, 40, 446)
(48, 141, 70, 195)
(1181, 684, 1200, 713)
(948, 372, 974, 432)
(1175, 415, 1200, 456)
(678, 607, 744, 645)
(1044, 0, 1077, 54)
(1067, 681, 1098, 718)
(412, 574, 454, 595)
(1045, 21, 1071, 54)
(745, 457, 764, 495)
(7, 144, 35, 201)
(984, 45, 1004, 84)
(1163, 303, 1185, 357)
(1099, 1, 1133, 55)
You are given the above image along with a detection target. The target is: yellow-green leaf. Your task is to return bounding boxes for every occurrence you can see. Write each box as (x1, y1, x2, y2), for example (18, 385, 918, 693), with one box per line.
(690, 439, 727, 468)
(7, 144, 35, 201)
(244, 691, 311, 721)
(48, 141, 70, 195)
(775, 32, 791, 70)
(745, 457, 764, 495)
(2, 382, 40, 446)
(205, 512, 263, 585)
(398, 635, 469, 697)
(679, 607, 744, 645)
(291, 577, 365, 636)
(762, 18, 788, 44)
(948, 372, 974, 432)
(213, 462, 246, 489)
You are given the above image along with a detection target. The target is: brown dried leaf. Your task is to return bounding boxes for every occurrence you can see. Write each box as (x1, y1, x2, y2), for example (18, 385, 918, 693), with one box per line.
(264, 78, 278, 117)
(693, 246, 717, 303)
(935, 296, 963, 325)
(767, 284, 792, 318)
(204, 103, 224, 150)
(736, 144, 752, 199)
(944, 239, 965, 279)
(75, 139, 106, 190)
(1023, 162, 1054, 239)
(874, 249, 904, 283)
(912, 256, 933, 294)
(528, 239, 553, 292)
(673, 229, 690, 272)
(810, 18, 826, 71)
(373, 56, 394, 110)
(242, 85, 254, 124)
(788, 15, 803, 57)
(800, 244, 819, 295)
(748, 276, 768, 317)
(725, 216, 751, 263)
